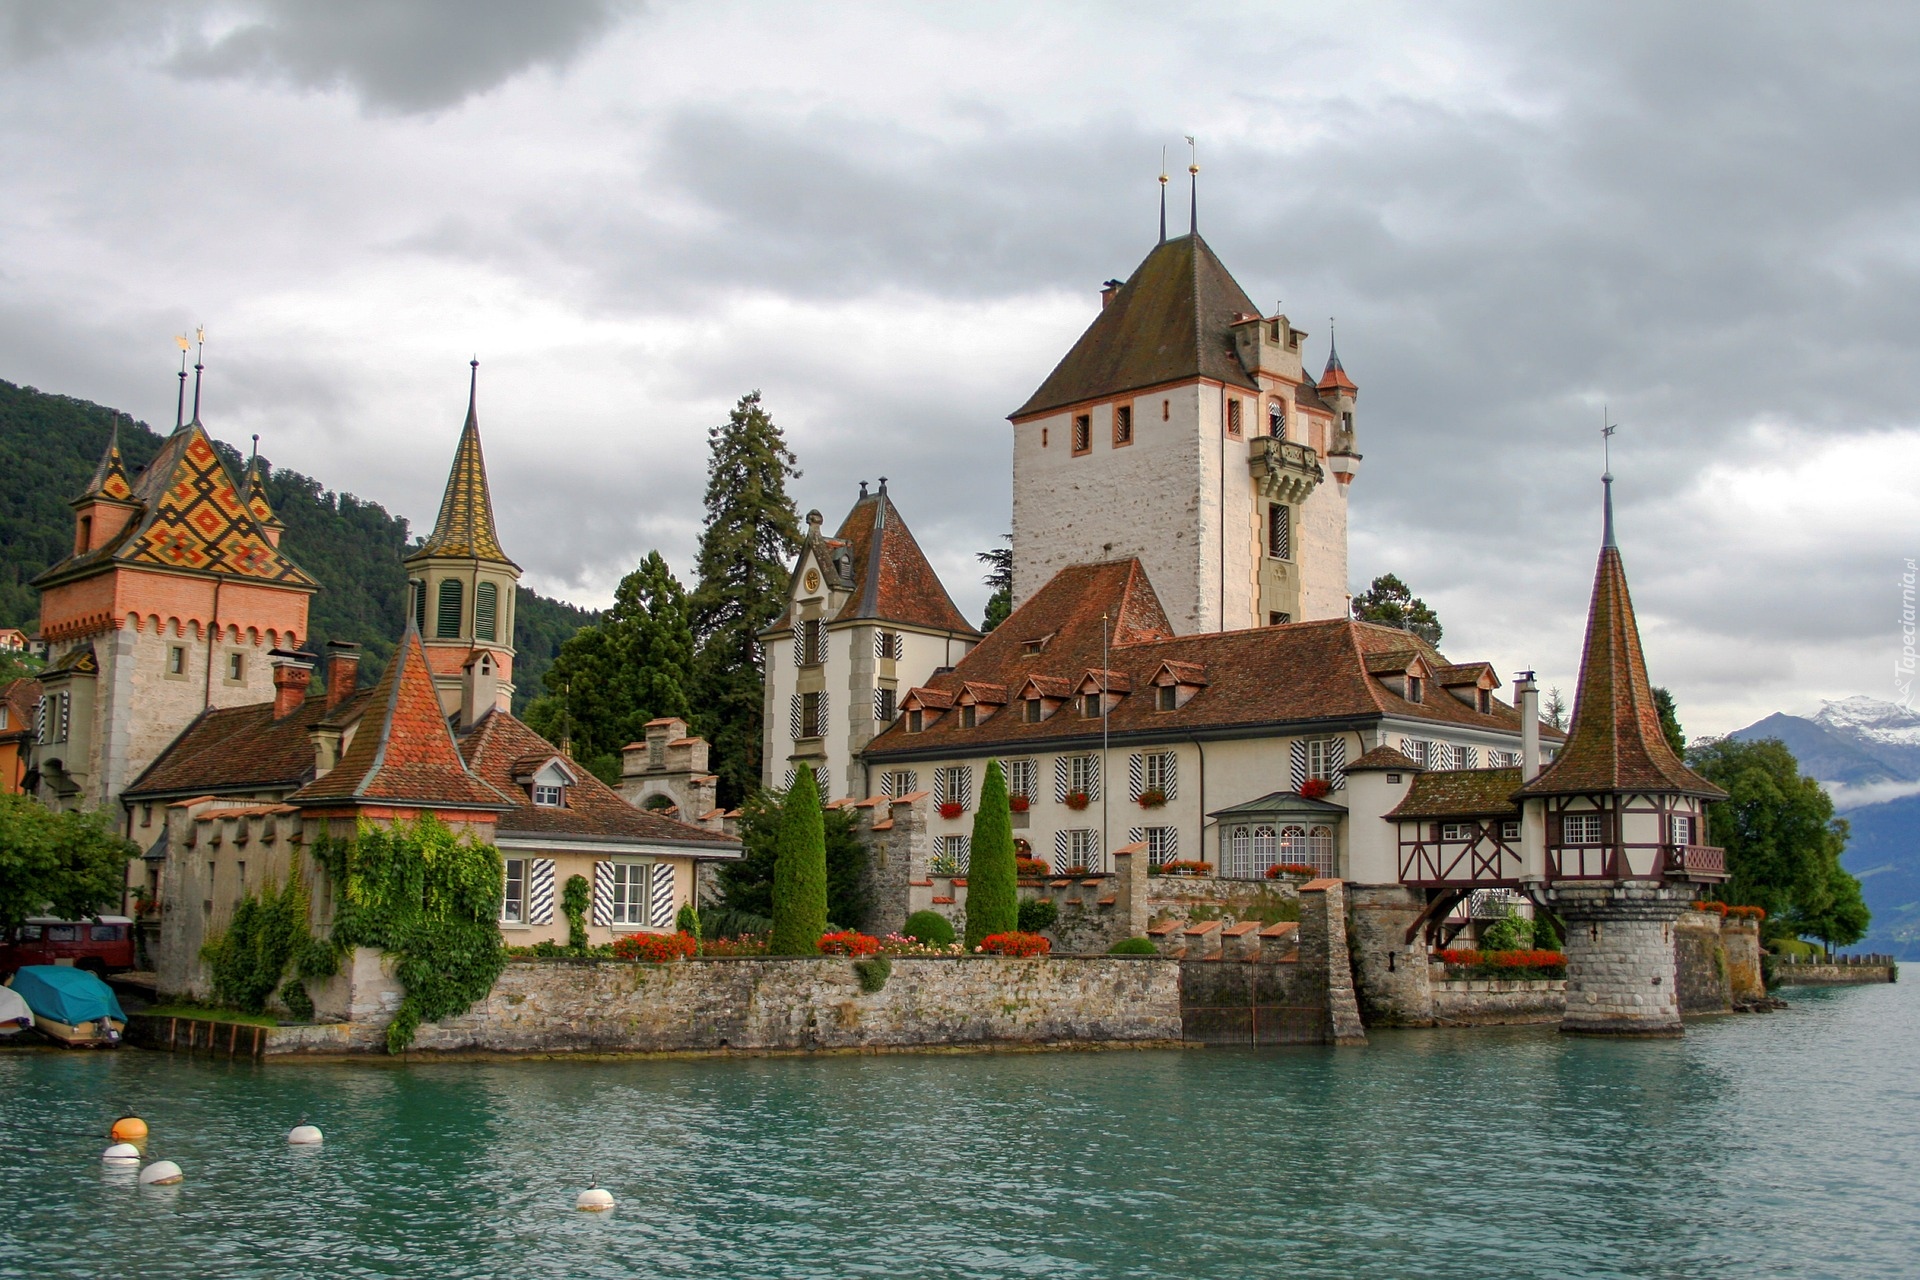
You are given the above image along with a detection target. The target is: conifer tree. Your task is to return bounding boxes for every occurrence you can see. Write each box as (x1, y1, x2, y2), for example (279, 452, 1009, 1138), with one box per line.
(963, 761, 1018, 947)
(1350, 573, 1443, 646)
(770, 765, 828, 955)
(524, 551, 693, 784)
(689, 391, 802, 804)
(978, 536, 1012, 633)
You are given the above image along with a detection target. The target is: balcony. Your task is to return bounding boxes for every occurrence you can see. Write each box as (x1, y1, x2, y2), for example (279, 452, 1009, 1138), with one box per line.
(1663, 843, 1728, 882)
(1248, 437, 1324, 505)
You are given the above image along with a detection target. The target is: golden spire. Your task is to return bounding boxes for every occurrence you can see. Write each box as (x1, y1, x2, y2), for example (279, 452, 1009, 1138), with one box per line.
(410, 359, 517, 569)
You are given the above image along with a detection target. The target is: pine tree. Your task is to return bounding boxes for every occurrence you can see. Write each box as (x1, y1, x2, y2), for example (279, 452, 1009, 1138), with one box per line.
(978, 535, 1012, 632)
(525, 551, 693, 784)
(1544, 686, 1569, 730)
(770, 765, 828, 955)
(1653, 686, 1685, 755)
(1350, 573, 1443, 646)
(963, 760, 1018, 947)
(690, 391, 802, 805)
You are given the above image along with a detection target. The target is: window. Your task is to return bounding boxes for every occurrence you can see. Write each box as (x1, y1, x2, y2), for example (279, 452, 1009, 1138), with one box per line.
(225, 652, 245, 683)
(1064, 753, 1099, 799)
(908, 709, 925, 733)
(1267, 504, 1291, 560)
(476, 581, 498, 642)
(91, 924, 120, 942)
(1670, 814, 1694, 846)
(1226, 398, 1243, 438)
(1057, 828, 1099, 872)
(48, 924, 78, 943)
(1144, 827, 1177, 867)
(167, 645, 187, 677)
(797, 619, 825, 666)
(1225, 825, 1277, 879)
(1268, 399, 1285, 438)
(1402, 738, 1430, 767)
(141, 805, 152, 827)
(1072, 414, 1092, 454)
(936, 765, 972, 811)
(609, 862, 651, 926)
(1002, 758, 1035, 803)
(1269, 611, 1292, 626)
(1501, 820, 1522, 841)
(1142, 751, 1174, 797)
(1114, 404, 1133, 446)
(77, 515, 92, 552)
(1456, 746, 1479, 770)
(1305, 737, 1337, 781)
(1284, 826, 1337, 878)
(410, 578, 428, 633)
(799, 692, 824, 738)
(1161, 399, 1170, 421)
(1022, 698, 1044, 723)
(437, 579, 464, 638)
(882, 770, 919, 797)
(649, 738, 665, 768)
(959, 704, 977, 729)
(1476, 688, 1492, 714)
(1156, 684, 1178, 711)
(933, 834, 972, 875)
(875, 630, 902, 660)
(1440, 822, 1473, 841)
(874, 686, 896, 723)
(1405, 675, 1424, 704)
(532, 783, 564, 807)
(1080, 692, 1103, 719)
(501, 858, 527, 923)
(1562, 813, 1603, 845)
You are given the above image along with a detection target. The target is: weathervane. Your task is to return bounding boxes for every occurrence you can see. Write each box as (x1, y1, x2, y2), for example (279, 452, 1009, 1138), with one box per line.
(1602, 405, 1617, 479)
(1185, 135, 1199, 234)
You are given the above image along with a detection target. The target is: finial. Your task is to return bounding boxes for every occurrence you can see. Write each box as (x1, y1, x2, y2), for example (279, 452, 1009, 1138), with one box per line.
(173, 334, 189, 431)
(190, 325, 205, 424)
(250, 433, 260, 469)
(877, 475, 888, 492)
(1158, 146, 1169, 244)
(1601, 410, 1618, 549)
(1185, 136, 1198, 235)
(858, 480, 869, 498)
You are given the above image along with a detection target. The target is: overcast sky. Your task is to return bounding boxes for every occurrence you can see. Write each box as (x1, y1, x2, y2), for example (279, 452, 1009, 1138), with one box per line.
(2, 1, 1915, 737)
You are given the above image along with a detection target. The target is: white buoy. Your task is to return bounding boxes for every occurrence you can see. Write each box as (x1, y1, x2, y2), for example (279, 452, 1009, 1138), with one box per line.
(102, 1143, 140, 1165)
(576, 1186, 615, 1212)
(287, 1124, 324, 1145)
(138, 1160, 184, 1186)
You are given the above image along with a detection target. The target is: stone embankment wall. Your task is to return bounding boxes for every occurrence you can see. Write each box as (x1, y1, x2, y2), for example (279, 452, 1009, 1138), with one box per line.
(1429, 976, 1566, 1026)
(1770, 957, 1898, 986)
(272, 953, 1182, 1056)
(1164, 878, 1365, 1046)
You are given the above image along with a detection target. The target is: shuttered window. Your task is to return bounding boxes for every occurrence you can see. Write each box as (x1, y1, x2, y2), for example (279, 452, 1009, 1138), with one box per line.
(437, 579, 464, 638)
(1268, 504, 1290, 560)
(475, 581, 498, 642)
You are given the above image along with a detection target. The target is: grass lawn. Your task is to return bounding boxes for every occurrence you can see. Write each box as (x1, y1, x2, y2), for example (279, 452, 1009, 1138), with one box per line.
(139, 1004, 280, 1027)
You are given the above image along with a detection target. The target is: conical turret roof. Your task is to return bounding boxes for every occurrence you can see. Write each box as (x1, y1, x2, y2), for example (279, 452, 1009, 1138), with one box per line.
(76, 421, 135, 505)
(1318, 338, 1357, 395)
(410, 362, 517, 569)
(244, 455, 284, 530)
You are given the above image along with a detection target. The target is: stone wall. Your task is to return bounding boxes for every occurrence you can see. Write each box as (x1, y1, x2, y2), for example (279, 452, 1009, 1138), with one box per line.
(1546, 882, 1689, 1036)
(1674, 910, 1733, 1015)
(1430, 977, 1566, 1026)
(273, 952, 1183, 1055)
(1347, 883, 1433, 1027)
(1769, 959, 1898, 986)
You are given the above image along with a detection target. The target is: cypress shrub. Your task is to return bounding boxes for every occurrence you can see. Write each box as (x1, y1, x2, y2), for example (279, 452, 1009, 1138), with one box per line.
(903, 909, 955, 946)
(770, 765, 829, 954)
(1108, 936, 1157, 955)
(963, 761, 1019, 948)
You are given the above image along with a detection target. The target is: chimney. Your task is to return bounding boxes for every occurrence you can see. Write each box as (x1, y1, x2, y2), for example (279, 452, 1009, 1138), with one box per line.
(270, 651, 314, 720)
(1100, 278, 1124, 309)
(324, 640, 360, 710)
(1516, 670, 1541, 782)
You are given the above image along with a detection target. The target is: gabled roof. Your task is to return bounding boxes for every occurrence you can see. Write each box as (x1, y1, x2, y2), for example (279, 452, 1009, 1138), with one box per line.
(768, 484, 977, 637)
(34, 420, 317, 591)
(1517, 487, 1724, 800)
(1389, 767, 1523, 819)
(1012, 234, 1263, 420)
(290, 625, 512, 811)
(0, 678, 41, 743)
(408, 363, 516, 569)
(122, 686, 375, 800)
(459, 710, 740, 852)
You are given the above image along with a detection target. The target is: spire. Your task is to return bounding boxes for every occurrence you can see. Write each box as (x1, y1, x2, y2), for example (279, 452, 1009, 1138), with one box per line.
(245, 434, 283, 530)
(1601, 473, 1616, 549)
(409, 359, 517, 569)
(78, 416, 134, 504)
(1158, 151, 1169, 245)
(1318, 322, 1357, 394)
(189, 326, 205, 425)
(174, 335, 190, 431)
(1185, 136, 1198, 235)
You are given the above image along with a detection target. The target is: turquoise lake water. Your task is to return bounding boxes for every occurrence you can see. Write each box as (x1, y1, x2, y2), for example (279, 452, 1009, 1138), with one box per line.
(2, 981, 1915, 1279)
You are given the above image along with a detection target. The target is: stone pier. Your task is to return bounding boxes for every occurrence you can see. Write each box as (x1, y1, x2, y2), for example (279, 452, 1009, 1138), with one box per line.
(1546, 882, 1690, 1036)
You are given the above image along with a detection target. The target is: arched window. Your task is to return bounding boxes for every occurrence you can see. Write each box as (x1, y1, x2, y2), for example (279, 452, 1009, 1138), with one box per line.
(1268, 399, 1285, 438)
(1253, 826, 1277, 877)
(437, 579, 464, 638)
(1307, 826, 1336, 878)
(476, 581, 498, 642)
(1229, 827, 1251, 878)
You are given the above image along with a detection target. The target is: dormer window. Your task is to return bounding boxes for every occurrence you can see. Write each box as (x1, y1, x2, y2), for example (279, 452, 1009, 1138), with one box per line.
(908, 709, 924, 733)
(1406, 676, 1424, 704)
(1476, 688, 1491, 714)
(1080, 693, 1103, 719)
(516, 757, 579, 808)
(1022, 639, 1046, 656)
(532, 784, 563, 807)
(1022, 699, 1044, 724)
(960, 705, 977, 729)
(1157, 685, 1177, 712)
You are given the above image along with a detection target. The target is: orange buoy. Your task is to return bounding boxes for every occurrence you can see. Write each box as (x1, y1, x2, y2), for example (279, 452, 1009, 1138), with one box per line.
(111, 1116, 148, 1142)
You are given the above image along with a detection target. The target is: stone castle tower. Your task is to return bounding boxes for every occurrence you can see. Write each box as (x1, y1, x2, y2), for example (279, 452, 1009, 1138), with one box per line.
(1008, 228, 1361, 635)
(404, 361, 521, 725)
(29, 388, 317, 813)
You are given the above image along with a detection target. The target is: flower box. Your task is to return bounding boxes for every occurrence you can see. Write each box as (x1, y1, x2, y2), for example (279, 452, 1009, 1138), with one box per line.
(1064, 791, 1090, 811)
(1015, 857, 1051, 878)
(1060, 864, 1091, 877)
(1136, 788, 1167, 809)
(1264, 863, 1319, 880)
(1433, 948, 1567, 979)
(1152, 860, 1214, 878)
(1009, 794, 1031, 813)
(938, 801, 965, 820)
(1298, 777, 1332, 800)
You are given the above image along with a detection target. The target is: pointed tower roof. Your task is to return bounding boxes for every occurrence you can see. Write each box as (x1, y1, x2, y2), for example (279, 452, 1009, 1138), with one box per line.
(1011, 234, 1262, 420)
(76, 420, 135, 505)
(1518, 481, 1723, 800)
(831, 482, 977, 634)
(410, 361, 517, 569)
(291, 624, 512, 811)
(244, 451, 284, 531)
(1318, 335, 1357, 395)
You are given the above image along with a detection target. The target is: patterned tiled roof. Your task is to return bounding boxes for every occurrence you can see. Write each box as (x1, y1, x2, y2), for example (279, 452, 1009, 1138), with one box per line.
(408, 363, 517, 569)
(291, 625, 512, 811)
(459, 710, 740, 852)
(35, 420, 318, 591)
(1387, 767, 1523, 819)
(867, 559, 1550, 758)
(77, 424, 135, 504)
(1012, 234, 1262, 420)
(244, 456, 283, 530)
(123, 685, 375, 800)
(1517, 540, 1724, 800)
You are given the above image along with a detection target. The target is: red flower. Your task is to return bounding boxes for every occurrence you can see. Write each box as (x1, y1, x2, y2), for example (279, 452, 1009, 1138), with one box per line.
(1064, 791, 1091, 811)
(611, 931, 698, 963)
(1009, 794, 1031, 813)
(939, 801, 964, 820)
(1015, 857, 1051, 878)
(1299, 777, 1332, 800)
(979, 931, 1052, 957)
(1136, 788, 1168, 809)
(818, 930, 882, 956)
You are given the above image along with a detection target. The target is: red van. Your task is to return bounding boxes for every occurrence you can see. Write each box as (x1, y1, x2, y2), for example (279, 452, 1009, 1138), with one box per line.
(0, 917, 137, 977)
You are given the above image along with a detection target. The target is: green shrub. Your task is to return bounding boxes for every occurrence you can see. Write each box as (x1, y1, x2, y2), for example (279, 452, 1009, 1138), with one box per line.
(1016, 898, 1059, 934)
(701, 906, 772, 939)
(770, 765, 828, 955)
(963, 761, 1019, 948)
(1481, 908, 1535, 953)
(903, 910, 956, 946)
(1108, 936, 1157, 955)
(562, 874, 591, 952)
(853, 955, 892, 992)
(675, 901, 702, 941)
(201, 863, 315, 1015)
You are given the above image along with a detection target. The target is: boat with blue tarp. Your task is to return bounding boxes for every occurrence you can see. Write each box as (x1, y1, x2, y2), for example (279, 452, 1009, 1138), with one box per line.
(6, 966, 125, 1046)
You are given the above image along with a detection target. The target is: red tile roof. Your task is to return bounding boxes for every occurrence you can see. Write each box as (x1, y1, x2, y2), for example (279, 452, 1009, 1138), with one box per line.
(832, 487, 975, 634)
(459, 710, 740, 852)
(1518, 544, 1724, 800)
(123, 685, 376, 800)
(290, 626, 511, 811)
(0, 678, 41, 746)
(1387, 768, 1523, 819)
(867, 559, 1547, 759)
(1343, 745, 1422, 773)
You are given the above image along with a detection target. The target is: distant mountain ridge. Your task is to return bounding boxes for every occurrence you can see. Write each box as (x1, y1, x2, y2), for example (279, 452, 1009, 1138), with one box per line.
(1732, 696, 1920, 957)
(0, 377, 596, 707)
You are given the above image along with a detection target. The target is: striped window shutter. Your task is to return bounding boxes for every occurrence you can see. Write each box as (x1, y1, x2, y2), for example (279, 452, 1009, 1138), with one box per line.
(591, 860, 614, 926)
(1053, 829, 1070, 871)
(1128, 753, 1144, 800)
(817, 625, 828, 664)
(1054, 756, 1070, 802)
(818, 691, 828, 736)
(1290, 740, 1309, 791)
(34, 696, 46, 744)
(528, 859, 557, 925)
(873, 688, 886, 721)
(1162, 827, 1178, 859)
(816, 766, 830, 798)
(789, 694, 802, 739)
(1328, 738, 1347, 789)
(1128, 826, 1143, 846)
(1458, 745, 1478, 770)
(648, 863, 675, 929)
(1433, 742, 1455, 770)
(1162, 754, 1178, 801)
(1087, 756, 1100, 800)
(955, 835, 971, 873)
(958, 766, 972, 808)
(782, 767, 796, 791)
(934, 770, 948, 806)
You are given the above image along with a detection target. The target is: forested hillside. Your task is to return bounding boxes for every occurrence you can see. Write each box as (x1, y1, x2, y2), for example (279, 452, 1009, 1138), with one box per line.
(0, 378, 594, 704)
